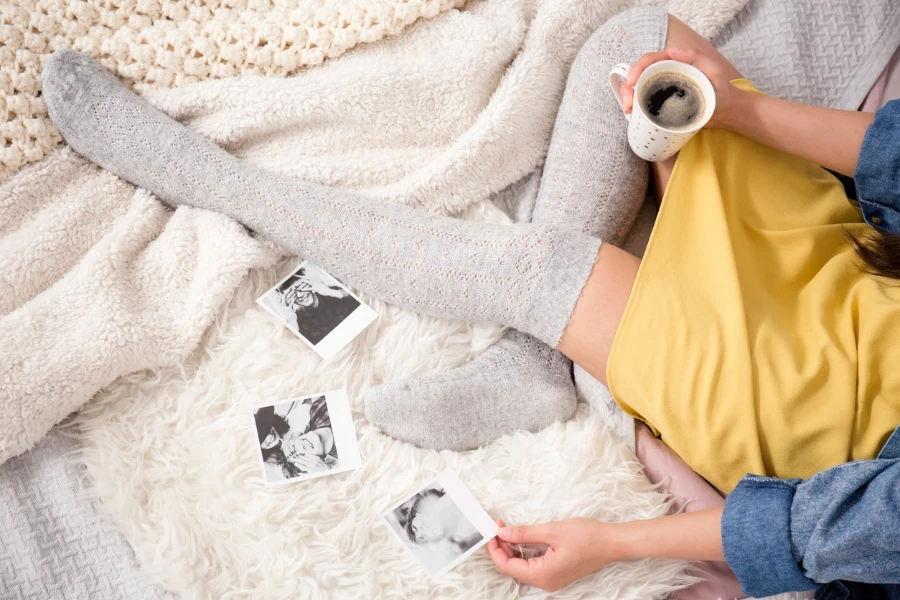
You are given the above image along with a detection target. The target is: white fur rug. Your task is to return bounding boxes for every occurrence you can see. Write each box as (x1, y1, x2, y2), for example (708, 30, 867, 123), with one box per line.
(59, 0, 761, 597)
(76, 257, 698, 599)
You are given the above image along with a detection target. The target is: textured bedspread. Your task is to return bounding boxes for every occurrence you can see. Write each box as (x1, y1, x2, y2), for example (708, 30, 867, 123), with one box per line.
(0, 429, 175, 600)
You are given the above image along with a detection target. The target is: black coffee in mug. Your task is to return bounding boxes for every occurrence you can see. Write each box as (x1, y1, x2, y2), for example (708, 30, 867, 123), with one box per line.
(639, 72, 706, 131)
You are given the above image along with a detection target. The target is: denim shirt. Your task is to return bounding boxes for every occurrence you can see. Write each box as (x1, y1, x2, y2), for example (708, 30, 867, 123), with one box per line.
(856, 100, 900, 233)
(721, 427, 900, 598)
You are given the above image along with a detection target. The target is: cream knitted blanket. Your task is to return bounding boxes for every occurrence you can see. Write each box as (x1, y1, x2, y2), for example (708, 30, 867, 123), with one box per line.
(0, 0, 466, 181)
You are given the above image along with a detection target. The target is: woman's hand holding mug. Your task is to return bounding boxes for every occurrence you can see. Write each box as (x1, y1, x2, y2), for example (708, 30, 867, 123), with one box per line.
(607, 46, 750, 161)
(620, 47, 739, 129)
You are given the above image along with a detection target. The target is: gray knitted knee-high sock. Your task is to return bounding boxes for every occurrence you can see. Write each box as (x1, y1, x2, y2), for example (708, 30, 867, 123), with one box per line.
(364, 7, 663, 451)
(42, 50, 599, 349)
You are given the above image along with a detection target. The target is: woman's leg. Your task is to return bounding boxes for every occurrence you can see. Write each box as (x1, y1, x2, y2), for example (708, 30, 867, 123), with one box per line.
(363, 6, 666, 450)
(558, 244, 639, 385)
(42, 50, 604, 361)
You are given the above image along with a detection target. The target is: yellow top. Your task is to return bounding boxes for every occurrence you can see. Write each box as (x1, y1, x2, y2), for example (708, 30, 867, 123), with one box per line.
(607, 79, 900, 493)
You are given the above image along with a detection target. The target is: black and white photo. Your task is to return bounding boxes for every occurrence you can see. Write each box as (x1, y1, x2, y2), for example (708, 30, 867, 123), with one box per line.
(381, 470, 498, 580)
(257, 261, 377, 360)
(252, 390, 361, 485)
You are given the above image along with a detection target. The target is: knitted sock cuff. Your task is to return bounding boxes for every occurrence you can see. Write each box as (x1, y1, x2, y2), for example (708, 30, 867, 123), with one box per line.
(520, 228, 602, 348)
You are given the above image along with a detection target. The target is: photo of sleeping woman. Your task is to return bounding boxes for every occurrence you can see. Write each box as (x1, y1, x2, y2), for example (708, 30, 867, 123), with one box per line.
(386, 483, 484, 577)
(269, 263, 360, 345)
(254, 395, 339, 483)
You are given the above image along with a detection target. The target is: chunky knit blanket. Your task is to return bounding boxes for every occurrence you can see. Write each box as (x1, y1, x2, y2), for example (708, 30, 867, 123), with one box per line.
(0, 0, 465, 180)
(2, 0, 899, 598)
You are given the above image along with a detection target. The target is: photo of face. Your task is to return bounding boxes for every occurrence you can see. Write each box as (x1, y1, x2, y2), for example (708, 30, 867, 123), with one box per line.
(278, 269, 349, 313)
(254, 396, 340, 482)
(257, 261, 378, 360)
(408, 493, 446, 544)
(251, 390, 362, 487)
(257, 261, 373, 356)
(399, 486, 481, 550)
(382, 473, 495, 580)
(260, 428, 282, 450)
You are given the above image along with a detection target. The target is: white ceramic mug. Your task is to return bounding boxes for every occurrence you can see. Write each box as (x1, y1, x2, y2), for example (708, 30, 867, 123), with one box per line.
(608, 60, 716, 162)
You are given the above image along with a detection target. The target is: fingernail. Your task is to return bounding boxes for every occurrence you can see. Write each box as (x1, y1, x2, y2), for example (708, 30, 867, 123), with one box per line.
(498, 527, 510, 537)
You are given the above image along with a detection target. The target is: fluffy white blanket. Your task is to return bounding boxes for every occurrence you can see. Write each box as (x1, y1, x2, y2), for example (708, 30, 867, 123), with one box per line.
(44, 0, 753, 598)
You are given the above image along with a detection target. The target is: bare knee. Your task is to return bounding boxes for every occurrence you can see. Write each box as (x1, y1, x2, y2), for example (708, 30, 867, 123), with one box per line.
(558, 244, 640, 385)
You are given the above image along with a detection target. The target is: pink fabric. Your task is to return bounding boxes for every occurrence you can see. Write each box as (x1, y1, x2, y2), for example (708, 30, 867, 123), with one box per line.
(634, 423, 745, 600)
(860, 62, 890, 112)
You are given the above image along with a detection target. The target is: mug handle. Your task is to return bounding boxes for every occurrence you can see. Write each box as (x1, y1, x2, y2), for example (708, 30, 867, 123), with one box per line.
(608, 63, 632, 121)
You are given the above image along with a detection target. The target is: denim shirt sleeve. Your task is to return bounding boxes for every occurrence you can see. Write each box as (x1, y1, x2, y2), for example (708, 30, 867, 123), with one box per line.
(855, 100, 900, 233)
(721, 427, 900, 598)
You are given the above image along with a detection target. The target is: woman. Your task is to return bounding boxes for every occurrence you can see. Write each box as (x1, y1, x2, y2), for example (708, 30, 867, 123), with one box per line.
(257, 397, 338, 479)
(275, 267, 359, 345)
(399, 487, 482, 553)
(40, 5, 898, 594)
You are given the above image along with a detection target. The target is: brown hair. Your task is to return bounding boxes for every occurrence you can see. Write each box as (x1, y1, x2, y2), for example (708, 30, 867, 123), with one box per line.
(847, 228, 900, 281)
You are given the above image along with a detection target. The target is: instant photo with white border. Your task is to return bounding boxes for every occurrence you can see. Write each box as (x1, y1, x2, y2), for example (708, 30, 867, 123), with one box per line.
(381, 470, 498, 580)
(256, 260, 377, 361)
(251, 389, 362, 486)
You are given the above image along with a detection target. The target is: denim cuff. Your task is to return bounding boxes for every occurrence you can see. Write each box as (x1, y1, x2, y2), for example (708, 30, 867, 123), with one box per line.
(855, 100, 900, 234)
(722, 476, 820, 598)
(858, 198, 900, 234)
(877, 426, 900, 459)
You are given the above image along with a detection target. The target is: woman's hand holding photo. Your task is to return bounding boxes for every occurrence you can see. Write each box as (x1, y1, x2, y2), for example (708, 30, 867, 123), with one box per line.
(487, 518, 619, 593)
(489, 509, 726, 593)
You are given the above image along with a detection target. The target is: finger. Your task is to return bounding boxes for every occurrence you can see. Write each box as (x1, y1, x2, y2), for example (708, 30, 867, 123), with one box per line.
(491, 552, 540, 584)
(491, 518, 516, 558)
(626, 50, 672, 86)
(488, 538, 521, 574)
(497, 523, 557, 545)
(667, 47, 725, 81)
(497, 539, 516, 559)
(622, 85, 634, 113)
(487, 536, 501, 557)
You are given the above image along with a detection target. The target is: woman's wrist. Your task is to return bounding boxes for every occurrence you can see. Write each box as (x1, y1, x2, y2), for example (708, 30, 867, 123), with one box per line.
(582, 520, 638, 567)
(715, 86, 761, 134)
(604, 520, 651, 562)
(578, 519, 659, 565)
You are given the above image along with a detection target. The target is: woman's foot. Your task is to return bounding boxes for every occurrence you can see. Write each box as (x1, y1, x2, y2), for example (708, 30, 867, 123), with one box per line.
(364, 330, 577, 451)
